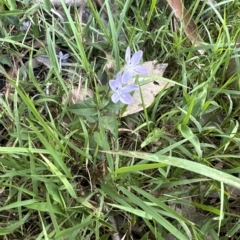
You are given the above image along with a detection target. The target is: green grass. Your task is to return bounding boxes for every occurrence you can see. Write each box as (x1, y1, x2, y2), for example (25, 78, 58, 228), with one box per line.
(0, 0, 240, 239)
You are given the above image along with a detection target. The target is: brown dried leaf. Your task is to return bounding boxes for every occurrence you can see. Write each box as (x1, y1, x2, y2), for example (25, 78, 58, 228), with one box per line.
(104, 52, 116, 76)
(62, 85, 93, 105)
(167, 0, 205, 55)
(123, 61, 174, 117)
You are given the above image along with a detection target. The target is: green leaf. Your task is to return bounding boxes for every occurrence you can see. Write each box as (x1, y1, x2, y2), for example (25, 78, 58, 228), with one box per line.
(141, 128, 163, 148)
(0, 15, 19, 25)
(43, 0, 51, 11)
(105, 100, 124, 113)
(45, 182, 63, 206)
(55, 215, 95, 238)
(191, 88, 207, 116)
(178, 124, 202, 158)
(0, 10, 24, 17)
(0, 55, 11, 66)
(221, 120, 238, 152)
(202, 100, 220, 113)
(118, 186, 189, 240)
(111, 150, 240, 190)
(0, 199, 38, 211)
(68, 99, 97, 117)
(101, 115, 117, 135)
(115, 163, 168, 175)
(27, 202, 65, 215)
(191, 202, 220, 215)
(107, 203, 152, 219)
(130, 185, 193, 223)
(0, 212, 30, 235)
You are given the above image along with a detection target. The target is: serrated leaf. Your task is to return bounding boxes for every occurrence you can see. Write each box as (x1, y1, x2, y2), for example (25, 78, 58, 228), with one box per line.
(105, 100, 124, 113)
(101, 115, 116, 135)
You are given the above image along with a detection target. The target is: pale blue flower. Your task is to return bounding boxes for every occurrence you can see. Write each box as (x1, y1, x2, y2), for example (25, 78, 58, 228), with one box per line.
(109, 73, 138, 104)
(20, 21, 31, 31)
(57, 51, 69, 69)
(123, 46, 148, 82)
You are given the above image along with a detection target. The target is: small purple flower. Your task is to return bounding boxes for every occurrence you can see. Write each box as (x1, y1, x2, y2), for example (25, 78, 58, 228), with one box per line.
(109, 73, 138, 104)
(123, 46, 148, 81)
(20, 21, 31, 31)
(57, 51, 69, 69)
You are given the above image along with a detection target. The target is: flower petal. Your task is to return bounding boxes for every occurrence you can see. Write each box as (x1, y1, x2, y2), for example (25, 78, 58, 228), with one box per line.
(58, 51, 64, 59)
(121, 84, 138, 93)
(130, 50, 143, 66)
(122, 71, 133, 84)
(111, 92, 121, 103)
(61, 55, 69, 64)
(133, 65, 149, 75)
(20, 21, 31, 30)
(62, 54, 69, 60)
(109, 79, 122, 91)
(115, 72, 122, 82)
(120, 93, 133, 104)
(109, 73, 125, 91)
(125, 47, 131, 65)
